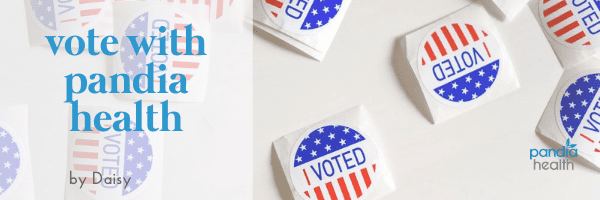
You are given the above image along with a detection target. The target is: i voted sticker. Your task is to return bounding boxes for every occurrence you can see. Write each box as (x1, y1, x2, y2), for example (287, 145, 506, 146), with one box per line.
(262, 0, 344, 34)
(163, 0, 240, 24)
(0, 124, 25, 199)
(555, 72, 600, 156)
(27, 0, 110, 35)
(68, 122, 158, 199)
(417, 22, 503, 105)
(539, 0, 600, 49)
(290, 125, 379, 200)
(116, 6, 208, 92)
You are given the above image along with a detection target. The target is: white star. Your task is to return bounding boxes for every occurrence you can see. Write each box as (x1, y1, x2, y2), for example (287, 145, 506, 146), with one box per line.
(0, 186, 3, 193)
(582, 100, 589, 106)
(126, 170, 133, 177)
(475, 81, 481, 88)
(128, 139, 135, 146)
(562, 115, 568, 121)
(452, 82, 458, 89)
(488, 75, 495, 82)
(465, 76, 472, 83)
(596, 74, 600, 80)
(130, 23, 136, 29)
(565, 91, 570, 97)
(575, 113, 581, 119)
(127, 154, 134, 161)
(125, 186, 131, 192)
(343, 128, 350, 134)
(325, 145, 331, 151)
(296, 156, 302, 162)
(37, 0, 42, 5)
(138, 31, 145, 37)
(0, 132, 6, 137)
(139, 15, 146, 21)
(48, 22, 53, 27)
(462, 87, 469, 94)
(47, 6, 51, 12)
(589, 87, 596, 93)
(1, 146, 8, 153)
(479, 70, 485, 77)
(304, 23, 311, 29)
(128, 54, 134, 60)
(127, 70, 133, 76)
(147, 155, 153, 162)
(335, 4, 340, 10)
(6, 177, 12, 184)
(492, 64, 498, 70)
(314, 139, 321, 145)
(340, 139, 346, 146)
(577, 89, 583, 95)
(311, 150, 317, 157)
(328, 133, 335, 139)
(136, 162, 143, 169)
(312, 9, 318, 16)
(584, 76, 590, 82)
(472, 93, 478, 99)
(3, 161, 10, 169)
(567, 126, 573, 132)
(323, 6, 330, 13)
(13, 152, 19, 159)
(317, 20, 323, 26)
(569, 102, 576, 108)
(137, 147, 144, 154)
(354, 133, 360, 140)
(300, 145, 306, 151)
(318, 128, 324, 133)
(138, 132, 145, 138)
(438, 88, 445, 95)
(448, 94, 455, 100)
(120, 46, 126, 53)
(136, 178, 142, 185)
(39, 16, 44, 21)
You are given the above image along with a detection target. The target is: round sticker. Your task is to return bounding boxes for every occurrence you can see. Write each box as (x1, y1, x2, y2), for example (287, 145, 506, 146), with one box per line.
(555, 72, 600, 156)
(163, 0, 240, 24)
(262, 0, 344, 34)
(289, 125, 379, 200)
(68, 122, 158, 199)
(417, 22, 503, 105)
(115, 6, 208, 92)
(27, 0, 110, 35)
(0, 124, 24, 199)
(539, 0, 600, 49)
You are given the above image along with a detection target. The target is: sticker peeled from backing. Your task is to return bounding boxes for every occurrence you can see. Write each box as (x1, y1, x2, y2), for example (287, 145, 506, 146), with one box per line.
(27, 0, 110, 35)
(0, 124, 24, 199)
(116, 6, 208, 92)
(262, 0, 344, 34)
(539, 0, 600, 49)
(289, 125, 379, 200)
(556, 72, 600, 156)
(417, 22, 503, 105)
(68, 122, 158, 199)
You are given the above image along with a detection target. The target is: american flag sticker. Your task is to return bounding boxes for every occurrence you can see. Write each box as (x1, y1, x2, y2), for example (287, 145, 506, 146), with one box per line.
(0, 125, 24, 199)
(262, 0, 344, 34)
(115, 6, 209, 93)
(68, 121, 158, 199)
(290, 125, 380, 200)
(27, 0, 110, 35)
(555, 72, 600, 156)
(162, 0, 239, 24)
(417, 22, 503, 105)
(539, 0, 600, 49)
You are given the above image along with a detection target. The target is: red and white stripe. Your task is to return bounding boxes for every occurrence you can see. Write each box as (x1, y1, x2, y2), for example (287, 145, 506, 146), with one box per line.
(541, 0, 591, 46)
(302, 164, 376, 200)
(164, 0, 236, 22)
(71, 125, 111, 196)
(56, 0, 108, 27)
(420, 23, 490, 66)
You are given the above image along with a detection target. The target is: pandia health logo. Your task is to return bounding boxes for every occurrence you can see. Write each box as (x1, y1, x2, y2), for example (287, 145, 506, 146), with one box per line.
(68, 122, 158, 199)
(262, 0, 344, 34)
(28, 0, 110, 35)
(0, 125, 23, 198)
(539, 0, 600, 49)
(417, 22, 503, 105)
(555, 72, 600, 156)
(289, 125, 380, 200)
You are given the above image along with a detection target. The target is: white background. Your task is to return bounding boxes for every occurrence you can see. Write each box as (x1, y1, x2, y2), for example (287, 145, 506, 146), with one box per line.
(0, 0, 252, 199)
(253, 0, 600, 199)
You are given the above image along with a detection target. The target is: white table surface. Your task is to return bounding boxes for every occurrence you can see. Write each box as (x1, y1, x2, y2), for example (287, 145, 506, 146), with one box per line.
(253, 0, 596, 199)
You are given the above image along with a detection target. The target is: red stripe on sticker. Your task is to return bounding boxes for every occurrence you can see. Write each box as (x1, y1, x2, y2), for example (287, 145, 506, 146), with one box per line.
(452, 23, 469, 47)
(543, 0, 551, 3)
(266, 0, 283, 9)
(217, 0, 224, 18)
(544, 0, 567, 17)
(465, 24, 479, 42)
(483, 42, 491, 58)
(173, 61, 200, 69)
(177, 37, 199, 44)
(566, 31, 586, 44)
(272, 11, 278, 18)
(82, 127, 99, 134)
(177, 49, 204, 56)
(175, 23, 195, 31)
(431, 32, 447, 56)
(81, 22, 89, 26)
(73, 151, 98, 159)
(304, 191, 310, 198)
(554, 21, 579, 37)
(89, 190, 96, 194)
(314, 186, 325, 200)
(337, 177, 351, 200)
(74, 164, 97, 172)
(580, 133, 595, 143)
(424, 42, 436, 61)
(61, 18, 76, 23)
(547, 11, 573, 28)
(349, 172, 363, 198)
(441, 26, 458, 51)
(80, 8, 101, 17)
(303, 168, 311, 186)
(75, 139, 99, 146)
(373, 164, 376, 172)
(79, 0, 105, 4)
(326, 182, 338, 200)
(361, 168, 372, 188)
